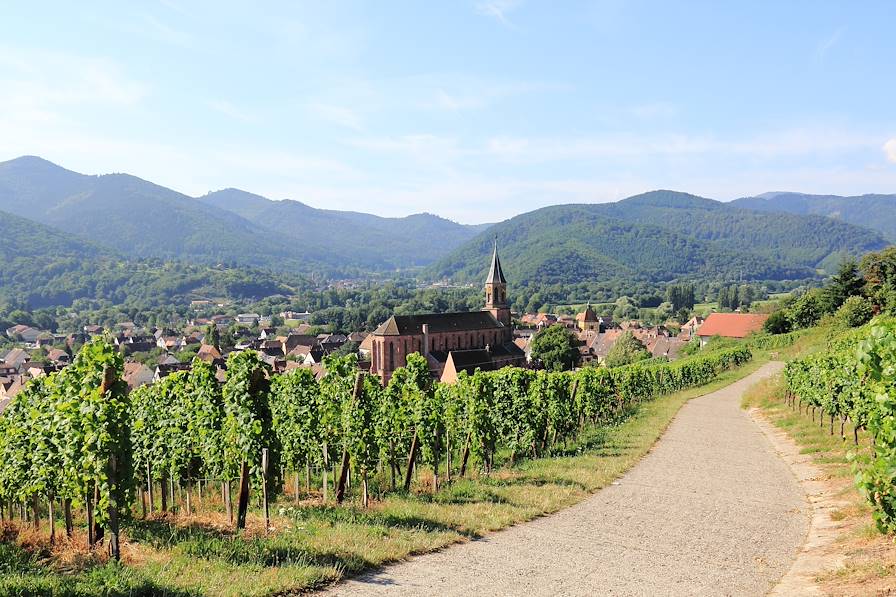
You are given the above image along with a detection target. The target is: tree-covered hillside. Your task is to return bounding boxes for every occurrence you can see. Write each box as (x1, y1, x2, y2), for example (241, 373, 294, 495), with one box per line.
(433, 191, 888, 291)
(199, 188, 482, 268)
(732, 192, 896, 241)
(0, 156, 484, 275)
(0, 209, 298, 310)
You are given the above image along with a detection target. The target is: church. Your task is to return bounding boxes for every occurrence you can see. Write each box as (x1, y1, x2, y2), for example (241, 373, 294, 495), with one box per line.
(369, 241, 526, 384)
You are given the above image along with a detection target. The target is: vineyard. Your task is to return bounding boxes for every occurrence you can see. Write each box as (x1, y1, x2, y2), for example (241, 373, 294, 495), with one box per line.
(0, 337, 751, 593)
(782, 316, 896, 532)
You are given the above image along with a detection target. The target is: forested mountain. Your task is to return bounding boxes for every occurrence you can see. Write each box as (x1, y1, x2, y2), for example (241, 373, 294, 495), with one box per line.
(0, 156, 307, 270)
(2, 156, 891, 309)
(0, 156, 483, 274)
(731, 192, 896, 241)
(601, 191, 887, 270)
(199, 188, 482, 267)
(0, 208, 298, 310)
(432, 191, 889, 288)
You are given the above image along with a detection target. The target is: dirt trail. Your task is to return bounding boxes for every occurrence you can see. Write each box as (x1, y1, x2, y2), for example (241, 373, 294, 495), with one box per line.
(326, 362, 808, 596)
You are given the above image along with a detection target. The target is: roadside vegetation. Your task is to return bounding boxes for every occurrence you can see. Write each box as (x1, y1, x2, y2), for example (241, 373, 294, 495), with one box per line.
(0, 342, 756, 596)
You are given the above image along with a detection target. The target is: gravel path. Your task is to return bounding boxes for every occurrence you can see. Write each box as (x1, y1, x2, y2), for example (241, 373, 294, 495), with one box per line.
(326, 362, 808, 596)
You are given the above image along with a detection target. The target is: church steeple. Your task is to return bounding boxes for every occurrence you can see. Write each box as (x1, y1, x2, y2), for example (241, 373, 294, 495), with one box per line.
(484, 238, 511, 327)
(485, 238, 506, 286)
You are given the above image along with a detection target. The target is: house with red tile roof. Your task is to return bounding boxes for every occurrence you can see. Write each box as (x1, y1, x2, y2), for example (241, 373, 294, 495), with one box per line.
(696, 313, 769, 347)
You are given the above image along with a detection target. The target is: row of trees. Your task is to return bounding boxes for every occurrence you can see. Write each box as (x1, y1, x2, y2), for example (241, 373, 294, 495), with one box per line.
(783, 316, 896, 533)
(765, 257, 883, 334)
(0, 337, 752, 556)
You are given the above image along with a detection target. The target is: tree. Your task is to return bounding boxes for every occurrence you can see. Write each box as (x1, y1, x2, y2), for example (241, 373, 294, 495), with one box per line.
(205, 323, 221, 350)
(665, 283, 695, 312)
(837, 295, 873, 328)
(825, 258, 865, 311)
(860, 247, 896, 314)
(763, 310, 792, 334)
(787, 290, 823, 329)
(604, 331, 651, 368)
(612, 296, 640, 321)
(654, 302, 674, 323)
(330, 341, 359, 358)
(530, 324, 579, 371)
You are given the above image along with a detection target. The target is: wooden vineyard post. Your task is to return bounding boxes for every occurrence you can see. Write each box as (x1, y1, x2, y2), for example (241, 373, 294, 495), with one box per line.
(362, 471, 369, 508)
(48, 498, 55, 544)
(336, 372, 365, 503)
(64, 499, 73, 537)
(321, 443, 329, 502)
(31, 495, 39, 530)
(86, 483, 95, 548)
(236, 461, 250, 530)
(108, 454, 121, 561)
(445, 429, 451, 485)
(305, 458, 311, 493)
(261, 449, 270, 531)
(335, 448, 351, 503)
(403, 431, 420, 491)
(459, 433, 471, 477)
(224, 481, 233, 525)
(147, 464, 154, 514)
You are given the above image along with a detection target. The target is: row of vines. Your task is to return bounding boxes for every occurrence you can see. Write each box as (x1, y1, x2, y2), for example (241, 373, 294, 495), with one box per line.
(783, 316, 896, 532)
(0, 337, 751, 557)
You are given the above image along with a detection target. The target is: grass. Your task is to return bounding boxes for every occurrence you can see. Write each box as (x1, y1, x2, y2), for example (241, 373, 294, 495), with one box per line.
(0, 360, 765, 596)
(742, 372, 896, 597)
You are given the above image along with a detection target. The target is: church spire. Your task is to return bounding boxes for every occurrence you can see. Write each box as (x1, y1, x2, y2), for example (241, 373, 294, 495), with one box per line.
(485, 237, 506, 285)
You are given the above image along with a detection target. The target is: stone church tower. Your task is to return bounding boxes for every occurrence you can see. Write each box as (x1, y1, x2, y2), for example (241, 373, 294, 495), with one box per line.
(484, 239, 512, 332)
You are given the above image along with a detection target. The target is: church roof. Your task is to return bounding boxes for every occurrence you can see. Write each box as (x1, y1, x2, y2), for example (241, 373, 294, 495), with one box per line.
(373, 311, 503, 336)
(485, 240, 506, 285)
(446, 349, 498, 373)
(575, 304, 598, 322)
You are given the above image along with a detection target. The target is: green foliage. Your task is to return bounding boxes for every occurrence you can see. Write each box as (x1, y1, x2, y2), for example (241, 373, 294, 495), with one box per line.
(605, 331, 651, 368)
(787, 290, 825, 329)
(783, 317, 896, 533)
(763, 310, 792, 334)
(270, 368, 320, 474)
(825, 258, 864, 310)
(433, 191, 885, 304)
(665, 283, 695, 312)
(837, 296, 874, 328)
(530, 324, 579, 371)
(222, 351, 274, 485)
(0, 338, 133, 528)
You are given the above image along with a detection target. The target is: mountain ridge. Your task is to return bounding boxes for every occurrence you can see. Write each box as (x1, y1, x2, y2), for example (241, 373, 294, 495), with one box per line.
(732, 192, 896, 241)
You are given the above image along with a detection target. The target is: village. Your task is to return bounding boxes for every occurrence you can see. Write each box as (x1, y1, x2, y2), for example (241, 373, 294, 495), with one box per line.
(0, 245, 770, 405)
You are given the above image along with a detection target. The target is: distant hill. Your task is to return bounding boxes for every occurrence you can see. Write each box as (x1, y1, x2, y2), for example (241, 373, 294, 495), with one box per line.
(0, 207, 294, 309)
(602, 191, 887, 269)
(199, 188, 483, 268)
(732, 192, 896, 241)
(432, 190, 889, 287)
(0, 156, 484, 275)
(0, 156, 306, 271)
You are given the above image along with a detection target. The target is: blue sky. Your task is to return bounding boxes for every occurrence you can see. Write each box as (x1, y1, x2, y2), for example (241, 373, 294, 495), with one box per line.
(1, 1, 894, 223)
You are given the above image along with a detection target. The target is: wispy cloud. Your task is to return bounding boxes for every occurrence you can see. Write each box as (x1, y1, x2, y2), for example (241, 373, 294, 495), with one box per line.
(627, 101, 678, 120)
(485, 128, 882, 163)
(136, 12, 193, 47)
(885, 139, 896, 163)
(207, 99, 258, 123)
(0, 47, 146, 112)
(307, 103, 363, 130)
(815, 27, 843, 62)
(475, 0, 521, 27)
